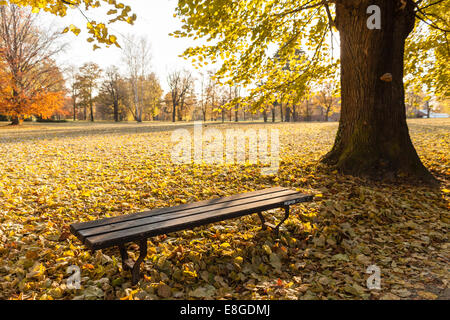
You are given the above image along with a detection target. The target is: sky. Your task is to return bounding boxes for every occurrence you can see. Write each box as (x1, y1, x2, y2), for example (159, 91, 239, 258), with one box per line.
(40, 0, 340, 95)
(40, 0, 203, 92)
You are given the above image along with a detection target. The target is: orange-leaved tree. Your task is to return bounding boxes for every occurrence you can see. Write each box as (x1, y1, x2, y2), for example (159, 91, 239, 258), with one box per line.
(0, 5, 65, 124)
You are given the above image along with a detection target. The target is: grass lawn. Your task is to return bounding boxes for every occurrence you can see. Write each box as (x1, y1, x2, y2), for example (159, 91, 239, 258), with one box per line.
(0, 119, 448, 300)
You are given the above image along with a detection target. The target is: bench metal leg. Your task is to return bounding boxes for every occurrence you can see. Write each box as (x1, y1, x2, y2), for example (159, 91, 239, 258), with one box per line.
(257, 212, 267, 230)
(118, 239, 148, 285)
(119, 245, 131, 271)
(257, 206, 290, 236)
(273, 206, 290, 237)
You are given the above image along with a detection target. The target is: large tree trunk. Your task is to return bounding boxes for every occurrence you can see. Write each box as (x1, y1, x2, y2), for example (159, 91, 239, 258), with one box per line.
(322, 0, 435, 182)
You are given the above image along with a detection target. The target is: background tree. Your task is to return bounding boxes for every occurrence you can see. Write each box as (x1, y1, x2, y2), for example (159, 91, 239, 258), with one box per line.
(65, 65, 80, 121)
(175, 0, 449, 183)
(405, 90, 425, 118)
(198, 72, 209, 121)
(123, 35, 152, 122)
(167, 70, 194, 122)
(315, 80, 340, 122)
(2, 0, 136, 49)
(404, 3, 449, 104)
(0, 5, 66, 125)
(141, 72, 163, 121)
(205, 71, 219, 121)
(75, 62, 102, 122)
(178, 84, 196, 121)
(300, 93, 313, 122)
(97, 66, 126, 122)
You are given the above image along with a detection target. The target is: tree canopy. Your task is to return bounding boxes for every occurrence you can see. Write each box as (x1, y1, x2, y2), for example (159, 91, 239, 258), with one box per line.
(405, 2, 449, 101)
(0, 0, 136, 49)
(173, 0, 449, 108)
(0, 5, 65, 124)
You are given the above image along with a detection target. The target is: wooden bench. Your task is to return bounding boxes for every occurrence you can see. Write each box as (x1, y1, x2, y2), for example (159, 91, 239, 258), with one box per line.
(70, 187, 313, 284)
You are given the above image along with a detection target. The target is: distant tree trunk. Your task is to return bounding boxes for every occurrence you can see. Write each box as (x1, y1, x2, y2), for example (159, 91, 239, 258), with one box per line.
(292, 105, 297, 122)
(280, 103, 284, 122)
(89, 101, 94, 122)
(10, 115, 22, 125)
(172, 102, 176, 122)
(113, 101, 119, 122)
(285, 106, 291, 122)
(272, 108, 275, 122)
(263, 110, 267, 122)
(73, 100, 77, 121)
(305, 99, 311, 122)
(235, 108, 238, 122)
(322, 1, 434, 182)
(134, 84, 142, 123)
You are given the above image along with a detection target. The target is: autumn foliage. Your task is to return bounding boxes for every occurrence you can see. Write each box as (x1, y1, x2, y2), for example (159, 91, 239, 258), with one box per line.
(0, 5, 65, 124)
(0, 121, 448, 300)
(0, 73, 64, 122)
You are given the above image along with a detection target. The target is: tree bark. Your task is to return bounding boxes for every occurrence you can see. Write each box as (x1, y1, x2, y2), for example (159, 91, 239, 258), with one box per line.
(322, 0, 435, 182)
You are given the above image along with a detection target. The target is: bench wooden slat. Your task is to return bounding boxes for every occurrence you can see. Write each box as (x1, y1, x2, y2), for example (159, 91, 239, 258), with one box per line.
(85, 192, 312, 250)
(71, 187, 288, 232)
(76, 189, 300, 241)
